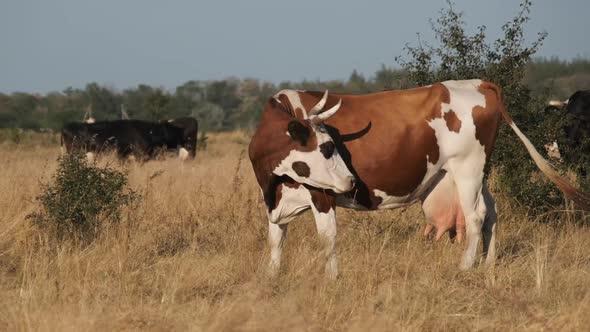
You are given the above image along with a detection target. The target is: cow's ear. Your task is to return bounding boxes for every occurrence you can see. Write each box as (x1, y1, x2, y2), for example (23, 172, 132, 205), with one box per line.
(287, 121, 310, 146)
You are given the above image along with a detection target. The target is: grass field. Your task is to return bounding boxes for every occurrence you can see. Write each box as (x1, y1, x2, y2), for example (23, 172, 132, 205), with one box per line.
(1, 131, 589, 331)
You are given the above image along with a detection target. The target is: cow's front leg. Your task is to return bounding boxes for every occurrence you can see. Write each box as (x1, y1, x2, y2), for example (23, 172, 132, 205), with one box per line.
(265, 183, 312, 277)
(268, 221, 288, 277)
(310, 191, 338, 279)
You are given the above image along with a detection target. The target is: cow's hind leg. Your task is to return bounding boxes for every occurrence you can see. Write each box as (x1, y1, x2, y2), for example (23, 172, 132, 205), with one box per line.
(458, 184, 485, 270)
(448, 161, 487, 270)
(481, 182, 497, 266)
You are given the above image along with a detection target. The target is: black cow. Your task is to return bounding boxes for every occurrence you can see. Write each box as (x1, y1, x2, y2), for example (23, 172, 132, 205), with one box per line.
(562, 91, 590, 144)
(547, 90, 590, 165)
(61, 120, 186, 162)
(166, 117, 198, 160)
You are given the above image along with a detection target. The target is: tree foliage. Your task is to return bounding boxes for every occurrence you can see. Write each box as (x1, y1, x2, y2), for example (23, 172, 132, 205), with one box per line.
(0, 56, 587, 137)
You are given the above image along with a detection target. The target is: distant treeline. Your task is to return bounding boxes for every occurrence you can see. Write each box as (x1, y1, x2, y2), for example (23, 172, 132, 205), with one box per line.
(0, 58, 588, 132)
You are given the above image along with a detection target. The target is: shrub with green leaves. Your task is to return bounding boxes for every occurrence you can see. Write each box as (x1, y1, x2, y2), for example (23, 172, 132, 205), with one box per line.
(29, 153, 140, 241)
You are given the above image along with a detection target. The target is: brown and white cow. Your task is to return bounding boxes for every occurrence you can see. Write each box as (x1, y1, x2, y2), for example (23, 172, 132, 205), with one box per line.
(248, 79, 590, 278)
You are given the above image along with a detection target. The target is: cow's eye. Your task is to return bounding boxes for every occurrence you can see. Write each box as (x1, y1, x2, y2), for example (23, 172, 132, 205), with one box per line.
(319, 141, 335, 159)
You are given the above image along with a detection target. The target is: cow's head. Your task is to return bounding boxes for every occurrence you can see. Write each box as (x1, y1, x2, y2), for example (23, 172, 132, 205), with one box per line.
(249, 91, 355, 207)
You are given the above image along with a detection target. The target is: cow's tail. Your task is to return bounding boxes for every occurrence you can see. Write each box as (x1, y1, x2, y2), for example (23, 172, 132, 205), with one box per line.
(491, 84, 590, 210)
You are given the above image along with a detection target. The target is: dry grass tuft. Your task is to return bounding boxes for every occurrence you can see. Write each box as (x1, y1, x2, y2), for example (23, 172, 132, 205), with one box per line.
(1, 131, 589, 331)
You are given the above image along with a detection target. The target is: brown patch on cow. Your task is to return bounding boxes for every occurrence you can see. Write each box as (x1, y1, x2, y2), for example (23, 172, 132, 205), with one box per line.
(350, 113, 441, 203)
(309, 188, 335, 213)
(272, 184, 283, 211)
(302, 85, 448, 207)
(473, 83, 502, 160)
(292, 161, 310, 177)
(426, 83, 451, 121)
(391, 124, 439, 196)
(443, 110, 462, 133)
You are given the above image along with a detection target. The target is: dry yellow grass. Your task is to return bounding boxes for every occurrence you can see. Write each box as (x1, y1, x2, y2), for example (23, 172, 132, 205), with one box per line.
(1, 131, 589, 331)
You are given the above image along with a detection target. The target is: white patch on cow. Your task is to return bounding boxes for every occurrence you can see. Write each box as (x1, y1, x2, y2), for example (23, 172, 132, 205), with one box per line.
(434, 81, 486, 162)
(178, 147, 189, 161)
(273, 145, 354, 193)
(373, 189, 412, 209)
(267, 185, 312, 224)
(86, 152, 95, 163)
(437, 80, 487, 174)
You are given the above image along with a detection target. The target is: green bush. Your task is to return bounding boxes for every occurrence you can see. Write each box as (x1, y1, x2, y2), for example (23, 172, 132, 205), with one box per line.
(29, 153, 140, 242)
(395, 0, 575, 214)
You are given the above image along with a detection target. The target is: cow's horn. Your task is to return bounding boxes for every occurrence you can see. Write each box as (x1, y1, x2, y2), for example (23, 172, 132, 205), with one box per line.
(308, 90, 329, 116)
(310, 99, 342, 125)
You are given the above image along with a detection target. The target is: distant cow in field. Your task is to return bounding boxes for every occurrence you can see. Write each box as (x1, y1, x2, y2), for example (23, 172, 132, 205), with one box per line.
(249, 80, 590, 278)
(546, 90, 590, 164)
(61, 119, 190, 162)
(166, 117, 198, 160)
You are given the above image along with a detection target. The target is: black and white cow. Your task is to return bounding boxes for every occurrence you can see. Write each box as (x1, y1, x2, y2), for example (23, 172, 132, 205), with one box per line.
(61, 119, 187, 162)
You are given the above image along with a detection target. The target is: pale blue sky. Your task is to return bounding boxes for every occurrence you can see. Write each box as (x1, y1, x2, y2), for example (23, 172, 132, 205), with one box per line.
(1, 0, 588, 93)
